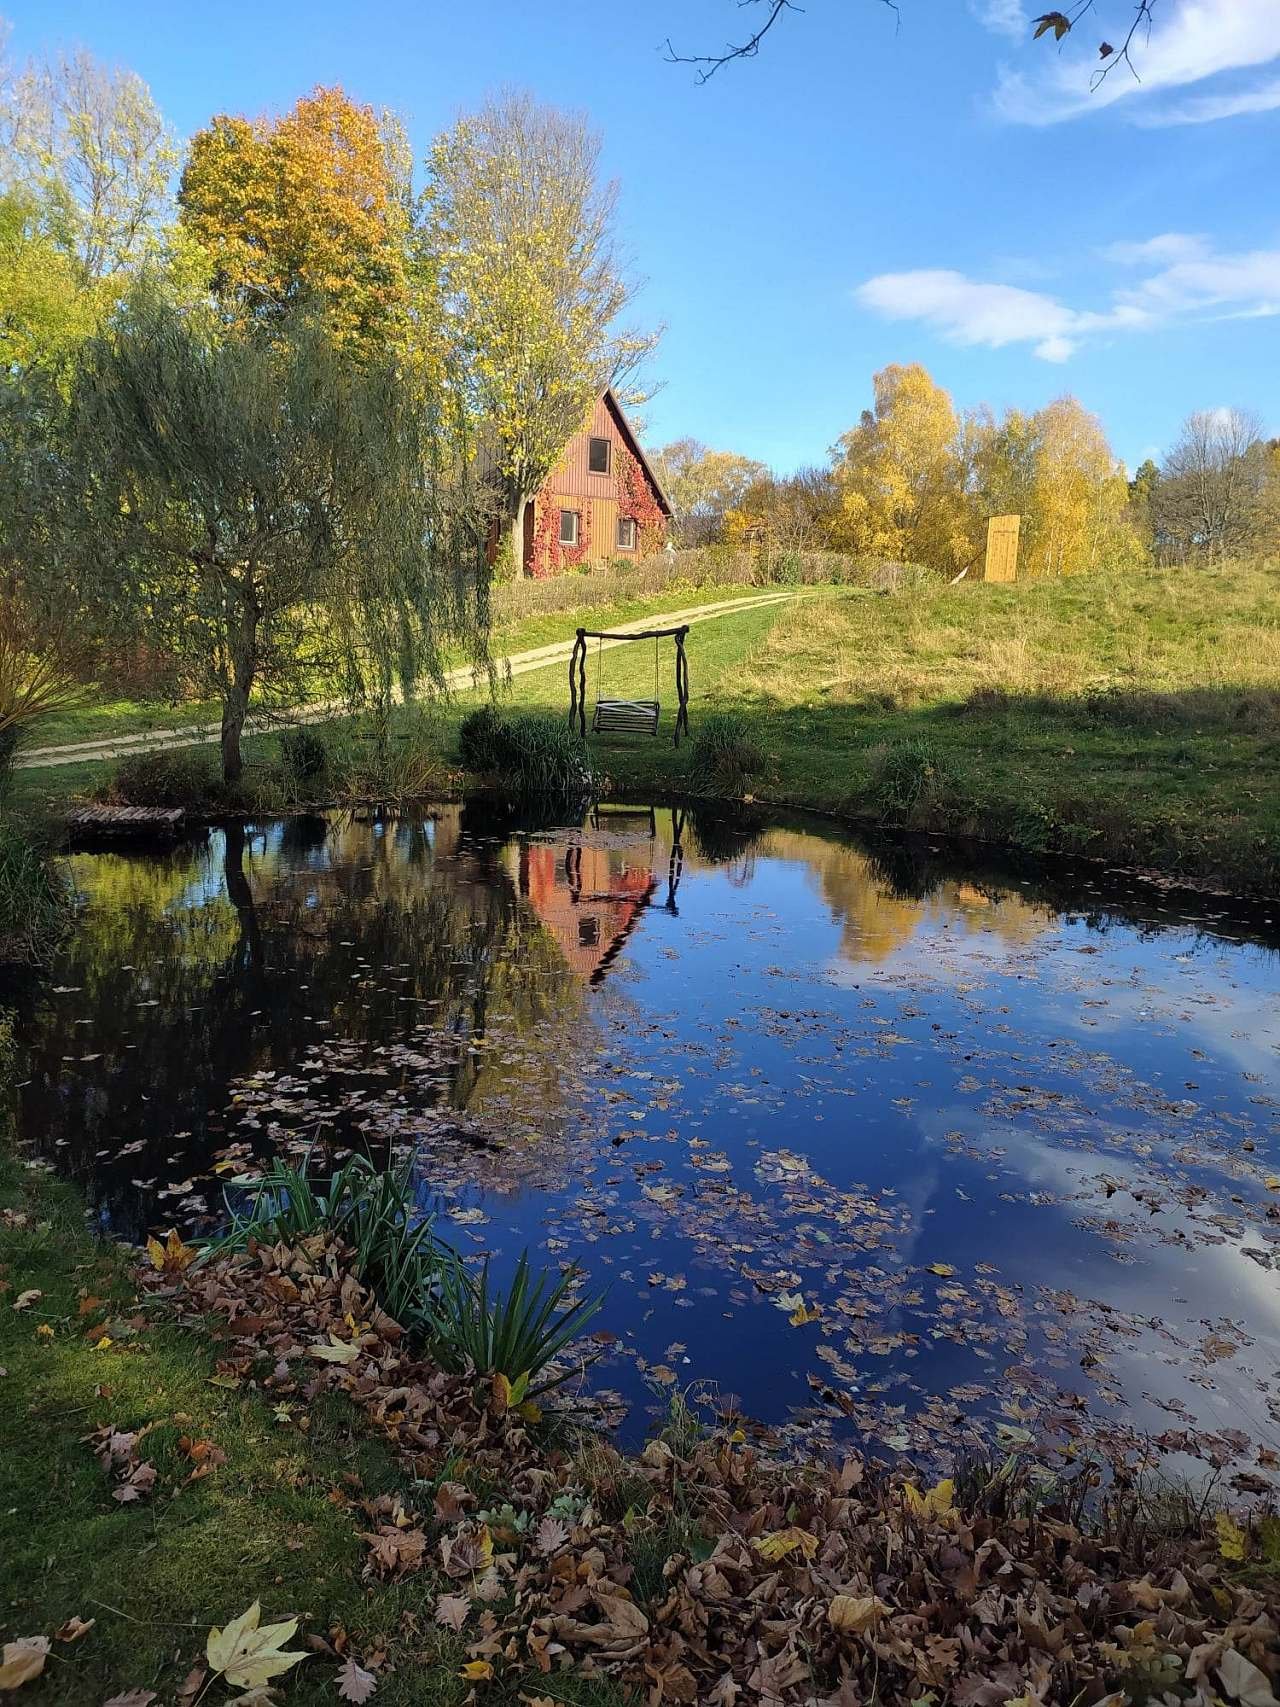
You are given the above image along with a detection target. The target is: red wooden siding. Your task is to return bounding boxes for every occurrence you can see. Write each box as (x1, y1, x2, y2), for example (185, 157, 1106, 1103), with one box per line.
(529, 391, 670, 573)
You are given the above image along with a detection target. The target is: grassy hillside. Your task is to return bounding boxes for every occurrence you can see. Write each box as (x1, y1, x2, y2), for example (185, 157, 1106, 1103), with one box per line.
(15, 561, 1280, 894)
(494, 560, 1280, 892)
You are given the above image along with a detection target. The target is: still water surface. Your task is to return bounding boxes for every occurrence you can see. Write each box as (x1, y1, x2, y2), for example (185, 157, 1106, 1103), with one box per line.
(10, 803, 1280, 1467)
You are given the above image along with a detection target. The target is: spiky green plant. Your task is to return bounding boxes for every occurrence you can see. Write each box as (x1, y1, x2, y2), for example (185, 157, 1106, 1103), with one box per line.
(203, 1152, 440, 1327)
(416, 1250, 604, 1395)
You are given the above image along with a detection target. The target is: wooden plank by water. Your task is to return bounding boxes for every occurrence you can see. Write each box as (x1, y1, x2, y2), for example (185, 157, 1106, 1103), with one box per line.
(984, 513, 1021, 582)
(66, 805, 186, 838)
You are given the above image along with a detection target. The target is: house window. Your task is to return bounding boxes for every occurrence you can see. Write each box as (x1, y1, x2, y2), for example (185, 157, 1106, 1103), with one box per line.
(587, 436, 611, 475)
(616, 516, 637, 551)
(559, 509, 579, 547)
(578, 916, 600, 948)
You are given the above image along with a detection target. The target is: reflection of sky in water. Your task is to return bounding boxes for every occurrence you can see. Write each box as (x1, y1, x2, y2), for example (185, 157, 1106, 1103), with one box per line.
(11, 806, 1280, 1461)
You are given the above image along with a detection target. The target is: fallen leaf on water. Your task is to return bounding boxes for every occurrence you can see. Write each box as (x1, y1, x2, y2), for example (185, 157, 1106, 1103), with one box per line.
(0, 1637, 49, 1690)
(206, 1601, 305, 1691)
(789, 1301, 822, 1327)
(336, 1656, 377, 1701)
(926, 1263, 956, 1277)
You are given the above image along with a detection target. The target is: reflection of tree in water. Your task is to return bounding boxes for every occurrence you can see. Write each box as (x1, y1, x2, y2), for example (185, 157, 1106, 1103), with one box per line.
(12, 810, 588, 1240)
(758, 829, 1053, 967)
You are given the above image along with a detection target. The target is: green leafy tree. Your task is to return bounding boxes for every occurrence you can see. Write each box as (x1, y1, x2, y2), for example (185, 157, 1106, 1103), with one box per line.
(0, 43, 176, 281)
(50, 290, 490, 782)
(651, 439, 768, 546)
(422, 90, 658, 569)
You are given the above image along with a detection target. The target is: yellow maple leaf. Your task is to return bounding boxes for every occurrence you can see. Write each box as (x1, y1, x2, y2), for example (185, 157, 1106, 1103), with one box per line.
(789, 1302, 822, 1327)
(309, 1334, 361, 1365)
(206, 1600, 306, 1690)
(904, 1478, 956, 1521)
(1216, 1511, 1248, 1562)
(460, 1658, 494, 1680)
(753, 1525, 819, 1562)
(147, 1229, 196, 1272)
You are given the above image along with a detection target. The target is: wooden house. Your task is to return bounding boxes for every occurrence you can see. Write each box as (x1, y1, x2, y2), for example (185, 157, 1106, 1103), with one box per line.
(522, 388, 672, 577)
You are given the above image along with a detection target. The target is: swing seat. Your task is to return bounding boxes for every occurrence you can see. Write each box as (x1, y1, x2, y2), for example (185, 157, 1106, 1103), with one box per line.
(593, 698, 661, 737)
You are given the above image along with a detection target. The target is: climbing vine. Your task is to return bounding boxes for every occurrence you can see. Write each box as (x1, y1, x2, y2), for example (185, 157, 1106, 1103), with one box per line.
(528, 495, 592, 578)
(615, 444, 666, 553)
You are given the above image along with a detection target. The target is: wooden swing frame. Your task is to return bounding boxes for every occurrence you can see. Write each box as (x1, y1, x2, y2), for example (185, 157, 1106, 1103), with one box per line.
(567, 624, 691, 747)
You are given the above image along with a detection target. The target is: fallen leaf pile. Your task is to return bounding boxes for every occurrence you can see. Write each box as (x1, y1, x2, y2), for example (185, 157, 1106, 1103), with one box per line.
(146, 1234, 1280, 1706)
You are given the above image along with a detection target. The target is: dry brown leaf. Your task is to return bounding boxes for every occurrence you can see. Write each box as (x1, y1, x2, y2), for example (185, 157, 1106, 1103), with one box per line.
(0, 1637, 49, 1690)
(828, 1594, 888, 1633)
(336, 1656, 377, 1702)
(54, 1614, 95, 1643)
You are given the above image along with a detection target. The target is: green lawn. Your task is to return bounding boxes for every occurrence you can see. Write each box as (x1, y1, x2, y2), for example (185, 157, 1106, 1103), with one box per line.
(31, 580, 766, 749)
(14, 562, 1280, 894)
(0, 1153, 625, 1707)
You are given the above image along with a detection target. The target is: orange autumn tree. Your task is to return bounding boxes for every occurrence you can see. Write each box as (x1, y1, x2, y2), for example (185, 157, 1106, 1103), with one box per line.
(178, 86, 410, 349)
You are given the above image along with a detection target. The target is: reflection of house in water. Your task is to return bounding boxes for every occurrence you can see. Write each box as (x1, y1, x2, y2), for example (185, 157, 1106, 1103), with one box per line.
(508, 808, 684, 986)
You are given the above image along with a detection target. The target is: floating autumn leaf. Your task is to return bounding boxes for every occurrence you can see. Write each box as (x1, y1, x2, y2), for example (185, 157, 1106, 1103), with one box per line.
(0, 1636, 49, 1689)
(753, 1526, 819, 1563)
(336, 1656, 378, 1702)
(309, 1334, 361, 1365)
(146, 1229, 196, 1273)
(788, 1300, 822, 1327)
(205, 1601, 306, 1691)
(1216, 1511, 1248, 1562)
(828, 1594, 889, 1633)
(925, 1263, 956, 1278)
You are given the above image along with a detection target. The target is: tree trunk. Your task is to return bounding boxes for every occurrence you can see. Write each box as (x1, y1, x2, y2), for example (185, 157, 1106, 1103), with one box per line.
(220, 592, 258, 786)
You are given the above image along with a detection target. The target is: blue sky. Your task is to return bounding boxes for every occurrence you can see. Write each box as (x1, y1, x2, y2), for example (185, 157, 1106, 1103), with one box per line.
(6, 0, 1279, 472)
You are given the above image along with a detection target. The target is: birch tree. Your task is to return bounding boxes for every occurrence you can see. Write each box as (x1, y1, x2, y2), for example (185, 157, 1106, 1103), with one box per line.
(422, 91, 657, 569)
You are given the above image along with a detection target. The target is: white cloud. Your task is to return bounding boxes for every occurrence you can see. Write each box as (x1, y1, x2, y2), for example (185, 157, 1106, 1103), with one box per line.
(970, 0, 1027, 39)
(855, 234, 1280, 361)
(991, 0, 1280, 126)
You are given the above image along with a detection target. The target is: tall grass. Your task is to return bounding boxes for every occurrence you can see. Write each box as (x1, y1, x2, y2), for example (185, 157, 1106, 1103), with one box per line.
(206, 1154, 604, 1393)
(0, 817, 72, 964)
(458, 707, 593, 799)
(686, 712, 765, 795)
(415, 1250, 605, 1395)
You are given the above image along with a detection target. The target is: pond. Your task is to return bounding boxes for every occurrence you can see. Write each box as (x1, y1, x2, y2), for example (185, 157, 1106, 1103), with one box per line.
(9, 802, 1280, 1478)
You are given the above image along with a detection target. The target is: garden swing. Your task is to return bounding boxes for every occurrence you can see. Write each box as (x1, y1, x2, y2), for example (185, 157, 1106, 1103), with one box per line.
(567, 623, 691, 747)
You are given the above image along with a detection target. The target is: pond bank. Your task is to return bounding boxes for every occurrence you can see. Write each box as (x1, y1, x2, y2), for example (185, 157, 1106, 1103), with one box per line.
(4, 1149, 1280, 1707)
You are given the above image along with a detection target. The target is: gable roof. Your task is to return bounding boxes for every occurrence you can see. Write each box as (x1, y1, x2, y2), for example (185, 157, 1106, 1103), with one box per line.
(600, 387, 673, 517)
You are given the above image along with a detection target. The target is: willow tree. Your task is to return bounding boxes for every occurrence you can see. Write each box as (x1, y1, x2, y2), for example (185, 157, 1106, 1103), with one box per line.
(65, 288, 490, 782)
(421, 91, 656, 569)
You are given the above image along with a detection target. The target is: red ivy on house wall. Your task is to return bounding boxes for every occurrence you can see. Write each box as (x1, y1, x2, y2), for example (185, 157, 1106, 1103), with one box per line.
(615, 444, 666, 551)
(528, 494, 593, 578)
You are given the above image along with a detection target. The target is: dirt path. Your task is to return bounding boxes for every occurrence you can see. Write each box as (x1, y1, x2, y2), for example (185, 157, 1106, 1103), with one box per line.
(19, 590, 796, 770)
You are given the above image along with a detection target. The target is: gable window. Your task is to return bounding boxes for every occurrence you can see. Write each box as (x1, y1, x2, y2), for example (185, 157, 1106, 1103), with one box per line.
(559, 508, 579, 547)
(587, 436, 611, 475)
(616, 515, 637, 551)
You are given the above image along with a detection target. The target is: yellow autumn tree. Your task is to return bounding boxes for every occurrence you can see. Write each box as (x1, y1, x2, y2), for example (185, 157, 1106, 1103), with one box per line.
(974, 395, 1142, 577)
(178, 86, 410, 349)
(831, 364, 977, 572)
(421, 91, 657, 569)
